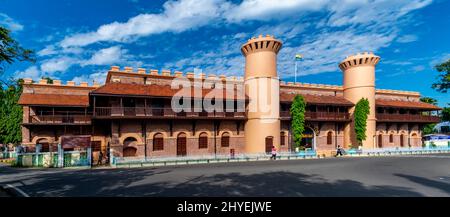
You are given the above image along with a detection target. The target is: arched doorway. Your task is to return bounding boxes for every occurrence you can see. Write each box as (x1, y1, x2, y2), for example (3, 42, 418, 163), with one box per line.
(265, 136, 274, 153)
(378, 134, 383, 148)
(301, 127, 315, 150)
(36, 138, 50, 152)
(400, 134, 405, 147)
(177, 133, 187, 156)
(123, 137, 138, 157)
(123, 147, 137, 157)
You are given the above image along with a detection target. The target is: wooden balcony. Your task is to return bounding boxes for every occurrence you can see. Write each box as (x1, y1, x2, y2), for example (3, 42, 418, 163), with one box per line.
(25, 115, 92, 125)
(280, 111, 351, 121)
(376, 113, 440, 123)
(93, 107, 246, 120)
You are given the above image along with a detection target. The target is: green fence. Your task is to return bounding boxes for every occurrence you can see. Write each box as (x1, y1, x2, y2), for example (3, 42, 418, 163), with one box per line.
(15, 151, 90, 168)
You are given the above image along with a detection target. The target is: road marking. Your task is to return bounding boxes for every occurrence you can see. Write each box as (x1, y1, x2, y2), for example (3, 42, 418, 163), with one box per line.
(4, 184, 30, 197)
(391, 155, 450, 159)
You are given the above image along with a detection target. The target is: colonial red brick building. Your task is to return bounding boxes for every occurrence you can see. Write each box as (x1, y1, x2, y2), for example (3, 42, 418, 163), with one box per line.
(18, 35, 441, 161)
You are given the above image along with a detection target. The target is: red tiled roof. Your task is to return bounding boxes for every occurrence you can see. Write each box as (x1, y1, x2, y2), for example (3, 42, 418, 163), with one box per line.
(91, 82, 247, 100)
(18, 94, 89, 107)
(376, 99, 441, 110)
(280, 93, 354, 106)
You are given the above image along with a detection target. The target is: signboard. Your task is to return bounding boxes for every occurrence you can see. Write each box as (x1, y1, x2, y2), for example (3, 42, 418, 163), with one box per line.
(61, 135, 91, 150)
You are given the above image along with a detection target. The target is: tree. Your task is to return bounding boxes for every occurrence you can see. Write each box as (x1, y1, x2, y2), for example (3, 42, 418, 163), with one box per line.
(420, 97, 438, 105)
(42, 76, 53, 84)
(422, 123, 436, 135)
(0, 79, 23, 144)
(432, 59, 450, 93)
(0, 26, 35, 75)
(442, 107, 450, 122)
(0, 27, 35, 145)
(290, 95, 306, 150)
(354, 98, 370, 147)
(420, 97, 438, 135)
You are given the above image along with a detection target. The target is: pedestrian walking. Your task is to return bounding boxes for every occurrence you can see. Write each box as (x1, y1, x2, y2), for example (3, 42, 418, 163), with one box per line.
(271, 146, 277, 160)
(335, 145, 343, 157)
(98, 151, 104, 165)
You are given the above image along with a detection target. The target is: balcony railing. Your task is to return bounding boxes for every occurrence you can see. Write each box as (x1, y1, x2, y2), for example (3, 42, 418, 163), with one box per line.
(376, 113, 440, 122)
(94, 107, 245, 119)
(28, 115, 92, 124)
(280, 111, 350, 121)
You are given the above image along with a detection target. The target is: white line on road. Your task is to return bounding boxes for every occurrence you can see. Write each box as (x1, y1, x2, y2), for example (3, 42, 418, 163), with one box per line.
(4, 184, 30, 197)
(391, 155, 450, 159)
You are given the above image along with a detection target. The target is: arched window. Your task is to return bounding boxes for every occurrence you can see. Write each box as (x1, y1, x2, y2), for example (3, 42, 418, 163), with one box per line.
(327, 131, 333, 145)
(411, 133, 417, 137)
(123, 137, 138, 146)
(221, 132, 230, 147)
(199, 132, 208, 149)
(280, 132, 286, 146)
(153, 133, 164, 151)
(400, 134, 405, 147)
(389, 134, 394, 143)
(177, 133, 187, 156)
(378, 134, 383, 148)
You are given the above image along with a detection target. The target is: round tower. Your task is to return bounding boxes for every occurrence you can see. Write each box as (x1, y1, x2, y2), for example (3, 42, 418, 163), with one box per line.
(241, 35, 282, 154)
(339, 52, 380, 150)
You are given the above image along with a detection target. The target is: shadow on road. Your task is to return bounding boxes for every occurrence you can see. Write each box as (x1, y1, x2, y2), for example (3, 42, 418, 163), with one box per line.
(395, 174, 450, 194)
(1, 167, 426, 197)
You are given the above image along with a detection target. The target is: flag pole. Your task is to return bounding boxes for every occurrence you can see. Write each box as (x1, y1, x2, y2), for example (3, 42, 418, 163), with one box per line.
(295, 60, 298, 83)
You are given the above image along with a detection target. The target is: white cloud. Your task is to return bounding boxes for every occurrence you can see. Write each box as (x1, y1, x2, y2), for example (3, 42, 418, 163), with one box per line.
(412, 65, 426, 72)
(225, 0, 328, 22)
(81, 46, 125, 66)
(37, 45, 58, 56)
(15, 66, 41, 80)
(72, 71, 108, 84)
(278, 30, 396, 76)
(60, 0, 229, 48)
(397, 34, 419, 43)
(40, 56, 79, 73)
(0, 13, 23, 31)
(24, 0, 434, 80)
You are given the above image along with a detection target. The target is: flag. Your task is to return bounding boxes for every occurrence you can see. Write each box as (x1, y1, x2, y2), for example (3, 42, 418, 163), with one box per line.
(295, 54, 303, 60)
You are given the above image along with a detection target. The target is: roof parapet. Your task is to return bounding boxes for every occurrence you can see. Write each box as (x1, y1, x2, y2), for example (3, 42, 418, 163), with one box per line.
(150, 69, 159, 75)
(137, 68, 146, 74)
(339, 51, 380, 71)
(162, 70, 171, 76)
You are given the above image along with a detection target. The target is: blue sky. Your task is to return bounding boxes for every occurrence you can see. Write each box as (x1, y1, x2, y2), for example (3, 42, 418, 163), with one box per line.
(0, 0, 449, 106)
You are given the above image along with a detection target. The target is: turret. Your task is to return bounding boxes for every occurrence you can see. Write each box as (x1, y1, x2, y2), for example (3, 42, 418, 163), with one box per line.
(339, 52, 380, 149)
(241, 35, 282, 154)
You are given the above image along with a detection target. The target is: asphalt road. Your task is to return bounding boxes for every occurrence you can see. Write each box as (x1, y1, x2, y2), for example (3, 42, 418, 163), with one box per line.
(1, 154, 449, 197)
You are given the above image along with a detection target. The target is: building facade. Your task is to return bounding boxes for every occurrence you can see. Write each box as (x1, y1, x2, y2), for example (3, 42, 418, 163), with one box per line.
(19, 35, 441, 161)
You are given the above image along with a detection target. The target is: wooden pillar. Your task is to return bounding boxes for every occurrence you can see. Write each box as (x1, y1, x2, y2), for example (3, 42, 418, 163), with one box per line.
(93, 96, 96, 116)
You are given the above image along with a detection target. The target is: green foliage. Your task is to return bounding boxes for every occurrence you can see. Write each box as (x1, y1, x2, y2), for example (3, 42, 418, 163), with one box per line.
(432, 59, 450, 93)
(422, 123, 437, 135)
(354, 98, 370, 146)
(442, 107, 450, 122)
(430, 141, 437, 148)
(42, 77, 53, 84)
(0, 26, 35, 74)
(0, 79, 23, 145)
(0, 26, 34, 145)
(290, 95, 306, 149)
(420, 97, 438, 105)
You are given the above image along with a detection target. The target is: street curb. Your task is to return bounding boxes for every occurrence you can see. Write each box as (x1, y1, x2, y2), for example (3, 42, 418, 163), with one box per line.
(1, 184, 29, 197)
